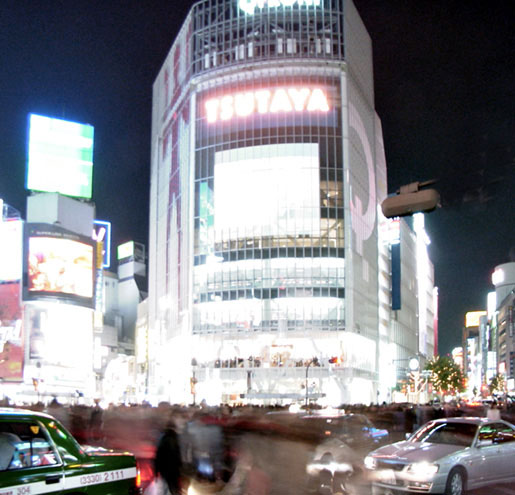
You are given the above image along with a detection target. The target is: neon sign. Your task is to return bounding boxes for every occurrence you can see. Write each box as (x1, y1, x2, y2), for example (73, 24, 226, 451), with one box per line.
(238, 0, 321, 15)
(205, 87, 329, 123)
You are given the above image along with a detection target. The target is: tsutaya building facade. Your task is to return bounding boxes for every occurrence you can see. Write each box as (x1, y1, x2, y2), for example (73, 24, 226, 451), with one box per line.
(148, 0, 436, 405)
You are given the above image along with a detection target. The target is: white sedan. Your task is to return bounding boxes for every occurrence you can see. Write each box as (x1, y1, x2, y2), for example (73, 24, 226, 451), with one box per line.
(364, 417, 515, 495)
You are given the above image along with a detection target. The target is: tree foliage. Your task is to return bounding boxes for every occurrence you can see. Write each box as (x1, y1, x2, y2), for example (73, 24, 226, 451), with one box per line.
(488, 373, 505, 395)
(424, 355, 465, 396)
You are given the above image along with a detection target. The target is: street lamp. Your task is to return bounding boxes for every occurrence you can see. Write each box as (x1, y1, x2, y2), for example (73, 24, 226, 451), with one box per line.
(409, 357, 420, 372)
(305, 357, 319, 408)
(392, 356, 424, 403)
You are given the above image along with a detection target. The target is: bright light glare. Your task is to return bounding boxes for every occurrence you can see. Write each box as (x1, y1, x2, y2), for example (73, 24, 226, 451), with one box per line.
(407, 462, 439, 476)
(492, 268, 504, 285)
(364, 456, 376, 470)
(306, 460, 353, 476)
(187, 484, 201, 495)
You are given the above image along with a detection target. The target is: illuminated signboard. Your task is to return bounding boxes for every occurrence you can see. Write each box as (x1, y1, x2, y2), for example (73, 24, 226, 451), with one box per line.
(23, 223, 95, 308)
(26, 113, 94, 199)
(465, 311, 487, 328)
(0, 220, 23, 282)
(238, 0, 321, 15)
(205, 87, 329, 123)
(117, 241, 134, 260)
(92, 220, 112, 268)
(117, 241, 145, 263)
(0, 283, 23, 381)
(492, 267, 504, 285)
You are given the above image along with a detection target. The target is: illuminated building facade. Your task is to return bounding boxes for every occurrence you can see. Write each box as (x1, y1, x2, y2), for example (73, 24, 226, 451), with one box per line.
(492, 263, 515, 389)
(148, 0, 435, 404)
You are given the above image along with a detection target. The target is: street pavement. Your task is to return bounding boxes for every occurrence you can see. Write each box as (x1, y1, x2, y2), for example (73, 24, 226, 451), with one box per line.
(470, 485, 515, 495)
(346, 482, 515, 495)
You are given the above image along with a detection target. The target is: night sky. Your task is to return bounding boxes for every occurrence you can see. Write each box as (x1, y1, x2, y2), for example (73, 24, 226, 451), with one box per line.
(1, 1, 513, 356)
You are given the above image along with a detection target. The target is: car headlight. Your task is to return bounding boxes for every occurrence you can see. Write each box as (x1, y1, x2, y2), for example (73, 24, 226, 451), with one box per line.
(364, 455, 377, 470)
(407, 462, 439, 476)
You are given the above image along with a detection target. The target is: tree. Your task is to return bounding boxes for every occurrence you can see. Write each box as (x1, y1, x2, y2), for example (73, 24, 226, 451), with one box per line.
(488, 373, 505, 396)
(424, 355, 465, 397)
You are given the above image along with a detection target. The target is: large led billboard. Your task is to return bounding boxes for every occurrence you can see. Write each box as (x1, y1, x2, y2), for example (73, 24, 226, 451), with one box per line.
(23, 223, 95, 308)
(26, 113, 94, 199)
(214, 143, 320, 240)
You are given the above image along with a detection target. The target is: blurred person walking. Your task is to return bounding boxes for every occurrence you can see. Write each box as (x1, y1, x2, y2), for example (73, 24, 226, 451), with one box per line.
(487, 401, 501, 420)
(154, 416, 183, 495)
(89, 399, 104, 445)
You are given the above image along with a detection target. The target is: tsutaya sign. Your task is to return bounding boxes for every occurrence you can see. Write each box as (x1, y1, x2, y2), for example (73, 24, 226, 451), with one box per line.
(239, 0, 321, 15)
(205, 87, 329, 123)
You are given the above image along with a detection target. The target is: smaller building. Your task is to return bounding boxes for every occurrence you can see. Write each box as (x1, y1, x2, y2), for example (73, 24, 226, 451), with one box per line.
(492, 263, 515, 392)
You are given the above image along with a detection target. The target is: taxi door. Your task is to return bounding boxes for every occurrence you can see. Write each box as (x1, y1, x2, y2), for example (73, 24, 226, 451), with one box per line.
(0, 418, 65, 493)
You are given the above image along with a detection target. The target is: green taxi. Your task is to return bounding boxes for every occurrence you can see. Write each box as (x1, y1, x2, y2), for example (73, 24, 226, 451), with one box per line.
(0, 408, 141, 494)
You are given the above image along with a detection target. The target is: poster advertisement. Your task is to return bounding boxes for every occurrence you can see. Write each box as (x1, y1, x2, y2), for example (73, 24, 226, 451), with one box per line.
(0, 282, 23, 381)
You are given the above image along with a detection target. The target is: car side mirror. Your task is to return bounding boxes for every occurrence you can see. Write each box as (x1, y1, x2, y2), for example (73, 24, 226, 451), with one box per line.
(405, 433, 411, 440)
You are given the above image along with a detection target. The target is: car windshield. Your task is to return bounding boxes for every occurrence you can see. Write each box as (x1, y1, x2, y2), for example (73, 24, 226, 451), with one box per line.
(410, 422, 477, 447)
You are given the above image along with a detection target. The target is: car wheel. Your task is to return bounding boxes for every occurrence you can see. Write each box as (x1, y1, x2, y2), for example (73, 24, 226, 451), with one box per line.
(445, 468, 466, 495)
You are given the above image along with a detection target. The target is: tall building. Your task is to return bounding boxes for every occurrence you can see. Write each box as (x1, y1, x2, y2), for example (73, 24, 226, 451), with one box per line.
(148, 0, 435, 405)
(492, 263, 515, 386)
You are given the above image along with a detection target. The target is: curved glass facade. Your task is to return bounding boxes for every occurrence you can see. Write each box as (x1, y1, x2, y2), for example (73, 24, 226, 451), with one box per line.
(193, 73, 345, 335)
(149, 0, 434, 405)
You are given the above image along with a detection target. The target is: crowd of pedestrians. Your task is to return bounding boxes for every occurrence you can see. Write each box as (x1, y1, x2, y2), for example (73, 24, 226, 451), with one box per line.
(2, 397, 515, 494)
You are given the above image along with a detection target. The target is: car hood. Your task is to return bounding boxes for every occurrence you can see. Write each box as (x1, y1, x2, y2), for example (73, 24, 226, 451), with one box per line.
(371, 441, 465, 464)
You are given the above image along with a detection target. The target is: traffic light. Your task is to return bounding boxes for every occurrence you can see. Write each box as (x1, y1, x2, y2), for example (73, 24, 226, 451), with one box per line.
(190, 376, 197, 394)
(381, 181, 440, 218)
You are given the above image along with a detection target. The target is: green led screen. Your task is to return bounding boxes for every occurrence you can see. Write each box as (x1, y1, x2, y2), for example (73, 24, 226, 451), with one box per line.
(26, 114, 94, 199)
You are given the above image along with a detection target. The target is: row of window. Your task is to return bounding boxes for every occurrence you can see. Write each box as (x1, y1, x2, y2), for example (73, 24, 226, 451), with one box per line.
(194, 246, 345, 264)
(192, 318, 346, 334)
(199, 230, 344, 251)
(191, 0, 345, 74)
(194, 286, 345, 302)
(196, 115, 341, 149)
(194, 276, 343, 289)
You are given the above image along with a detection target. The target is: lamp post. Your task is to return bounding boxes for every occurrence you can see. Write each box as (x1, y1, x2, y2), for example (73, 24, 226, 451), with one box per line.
(392, 356, 422, 403)
(191, 358, 198, 406)
(305, 357, 318, 409)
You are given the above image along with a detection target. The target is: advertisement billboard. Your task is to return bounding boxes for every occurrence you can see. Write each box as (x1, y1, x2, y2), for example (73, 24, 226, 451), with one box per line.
(26, 113, 94, 199)
(0, 282, 24, 381)
(26, 303, 93, 369)
(214, 143, 320, 240)
(23, 224, 95, 308)
(465, 311, 487, 328)
(0, 219, 23, 282)
(92, 220, 111, 268)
